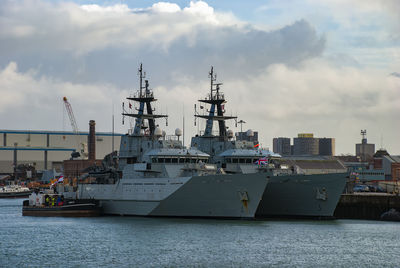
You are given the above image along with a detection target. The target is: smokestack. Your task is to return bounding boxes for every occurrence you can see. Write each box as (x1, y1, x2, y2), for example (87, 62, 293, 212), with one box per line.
(88, 120, 96, 161)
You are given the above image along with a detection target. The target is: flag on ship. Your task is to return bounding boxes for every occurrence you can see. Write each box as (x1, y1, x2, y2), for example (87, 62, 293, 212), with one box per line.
(51, 175, 64, 186)
(254, 143, 259, 148)
(254, 157, 268, 165)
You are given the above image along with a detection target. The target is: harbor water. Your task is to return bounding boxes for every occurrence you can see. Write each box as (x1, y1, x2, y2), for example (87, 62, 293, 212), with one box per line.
(1, 198, 400, 267)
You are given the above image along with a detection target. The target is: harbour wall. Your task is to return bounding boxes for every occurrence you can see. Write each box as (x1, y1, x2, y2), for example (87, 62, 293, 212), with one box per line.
(334, 193, 400, 220)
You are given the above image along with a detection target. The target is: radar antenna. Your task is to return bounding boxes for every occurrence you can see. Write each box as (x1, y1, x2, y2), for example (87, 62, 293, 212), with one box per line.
(195, 66, 237, 138)
(122, 63, 167, 137)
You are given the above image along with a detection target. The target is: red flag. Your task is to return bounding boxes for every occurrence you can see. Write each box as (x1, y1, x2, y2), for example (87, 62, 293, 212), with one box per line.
(254, 143, 259, 148)
(129, 103, 132, 109)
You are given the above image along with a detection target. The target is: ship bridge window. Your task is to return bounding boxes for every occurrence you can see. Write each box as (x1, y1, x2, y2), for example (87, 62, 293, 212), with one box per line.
(165, 158, 171, 163)
(239, 159, 245, 163)
(185, 158, 191, 163)
(245, 158, 252, 164)
(179, 158, 184, 163)
(171, 158, 178, 163)
(127, 157, 137, 164)
(232, 158, 238, 163)
(225, 158, 231, 163)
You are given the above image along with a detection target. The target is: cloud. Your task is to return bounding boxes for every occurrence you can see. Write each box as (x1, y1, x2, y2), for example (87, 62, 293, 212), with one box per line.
(0, 1, 324, 88)
(1, 58, 399, 155)
(219, 60, 400, 154)
(0, 61, 127, 132)
(390, 72, 400, 78)
(0, 1, 398, 154)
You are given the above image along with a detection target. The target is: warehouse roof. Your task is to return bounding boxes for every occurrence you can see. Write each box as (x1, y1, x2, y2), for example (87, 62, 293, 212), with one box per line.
(0, 129, 124, 136)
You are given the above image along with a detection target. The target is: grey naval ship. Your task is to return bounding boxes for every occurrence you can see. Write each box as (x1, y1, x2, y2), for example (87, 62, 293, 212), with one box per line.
(191, 67, 347, 218)
(69, 64, 269, 218)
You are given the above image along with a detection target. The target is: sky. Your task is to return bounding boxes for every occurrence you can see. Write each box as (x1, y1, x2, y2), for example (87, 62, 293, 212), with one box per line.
(0, 0, 399, 155)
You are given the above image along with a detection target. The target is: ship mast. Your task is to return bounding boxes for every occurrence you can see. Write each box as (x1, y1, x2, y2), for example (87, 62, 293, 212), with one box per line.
(122, 63, 167, 136)
(195, 66, 237, 138)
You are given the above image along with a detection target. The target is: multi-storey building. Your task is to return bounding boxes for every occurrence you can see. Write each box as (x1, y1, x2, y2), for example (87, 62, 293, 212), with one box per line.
(319, 138, 335, 156)
(273, 137, 291, 155)
(293, 133, 319, 155)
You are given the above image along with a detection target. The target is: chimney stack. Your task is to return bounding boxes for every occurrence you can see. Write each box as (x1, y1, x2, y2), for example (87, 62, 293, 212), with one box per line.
(88, 120, 96, 161)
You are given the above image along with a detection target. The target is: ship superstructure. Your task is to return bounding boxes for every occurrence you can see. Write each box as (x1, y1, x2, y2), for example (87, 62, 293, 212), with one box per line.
(191, 67, 347, 218)
(69, 64, 269, 218)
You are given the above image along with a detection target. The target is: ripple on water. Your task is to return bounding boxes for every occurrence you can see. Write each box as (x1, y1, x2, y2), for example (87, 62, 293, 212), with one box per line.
(1, 199, 400, 267)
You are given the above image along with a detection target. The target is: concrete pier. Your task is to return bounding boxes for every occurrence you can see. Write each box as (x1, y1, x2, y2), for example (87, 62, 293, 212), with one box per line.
(334, 193, 400, 220)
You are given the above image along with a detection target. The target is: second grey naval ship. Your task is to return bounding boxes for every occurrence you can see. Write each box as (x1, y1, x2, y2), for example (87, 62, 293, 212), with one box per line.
(70, 64, 269, 218)
(191, 67, 347, 218)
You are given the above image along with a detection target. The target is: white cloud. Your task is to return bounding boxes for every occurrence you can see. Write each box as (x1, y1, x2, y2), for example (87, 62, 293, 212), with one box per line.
(0, 1, 325, 87)
(151, 2, 181, 13)
(0, 61, 127, 132)
(80, 4, 131, 13)
(0, 1, 398, 154)
(221, 60, 400, 154)
(0, 1, 241, 55)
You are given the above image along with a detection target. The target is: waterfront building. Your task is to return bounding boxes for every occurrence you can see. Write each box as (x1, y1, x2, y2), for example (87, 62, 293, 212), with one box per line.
(293, 133, 319, 155)
(382, 155, 400, 181)
(319, 138, 335, 156)
(356, 130, 375, 161)
(0, 129, 122, 175)
(272, 134, 336, 156)
(337, 150, 400, 181)
(273, 137, 291, 156)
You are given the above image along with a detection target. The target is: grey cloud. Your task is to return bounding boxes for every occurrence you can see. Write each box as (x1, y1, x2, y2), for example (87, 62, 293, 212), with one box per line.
(0, 1, 325, 88)
(390, 72, 400, 78)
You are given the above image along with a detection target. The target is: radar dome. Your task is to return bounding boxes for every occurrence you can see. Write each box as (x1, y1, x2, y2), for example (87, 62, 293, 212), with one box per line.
(175, 128, 183, 136)
(154, 127, 163, 137)
(246, 129, 254, 137)
(227, 129, 234, 138)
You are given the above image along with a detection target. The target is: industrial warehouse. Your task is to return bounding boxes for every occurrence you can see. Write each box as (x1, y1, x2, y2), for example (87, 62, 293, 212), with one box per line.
(0, 125, 122, 175)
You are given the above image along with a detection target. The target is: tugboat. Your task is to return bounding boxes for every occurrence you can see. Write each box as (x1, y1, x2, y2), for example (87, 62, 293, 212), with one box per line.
(22, 189, 101, 217)
(191, 67, 347, 218)
(0, 184, 31, 198)
(60, 64, 269, 219)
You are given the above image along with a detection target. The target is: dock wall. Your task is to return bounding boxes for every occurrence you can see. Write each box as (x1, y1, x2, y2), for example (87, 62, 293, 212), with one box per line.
(334, 194, 400, 220)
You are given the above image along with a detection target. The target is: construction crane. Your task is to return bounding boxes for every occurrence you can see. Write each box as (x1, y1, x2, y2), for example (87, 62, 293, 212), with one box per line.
(63, 97, 87, 159)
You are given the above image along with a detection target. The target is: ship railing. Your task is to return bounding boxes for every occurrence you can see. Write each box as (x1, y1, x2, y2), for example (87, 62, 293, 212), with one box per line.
(206, 93, 224, 101)
(163, 135, 179, 141)
(182, 163, 217, 171)
(198, 130, 224, 136)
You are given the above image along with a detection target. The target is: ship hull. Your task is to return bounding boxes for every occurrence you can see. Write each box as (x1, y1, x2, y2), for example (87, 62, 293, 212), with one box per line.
(0, 190, 31, 198)
(256, 173, 347, 218)
(22, 202, 101, 217)
(78, 173, 268, 219)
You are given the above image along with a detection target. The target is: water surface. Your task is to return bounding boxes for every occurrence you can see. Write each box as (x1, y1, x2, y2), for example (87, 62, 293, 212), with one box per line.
(1, 199, 399, 267)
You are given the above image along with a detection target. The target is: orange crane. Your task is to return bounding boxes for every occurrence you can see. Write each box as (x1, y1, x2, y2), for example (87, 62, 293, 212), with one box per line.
(63, 97, 87, 158)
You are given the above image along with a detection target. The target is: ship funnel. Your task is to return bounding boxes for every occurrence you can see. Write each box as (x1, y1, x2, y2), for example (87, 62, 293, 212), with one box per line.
(88, 120, 96, 161)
